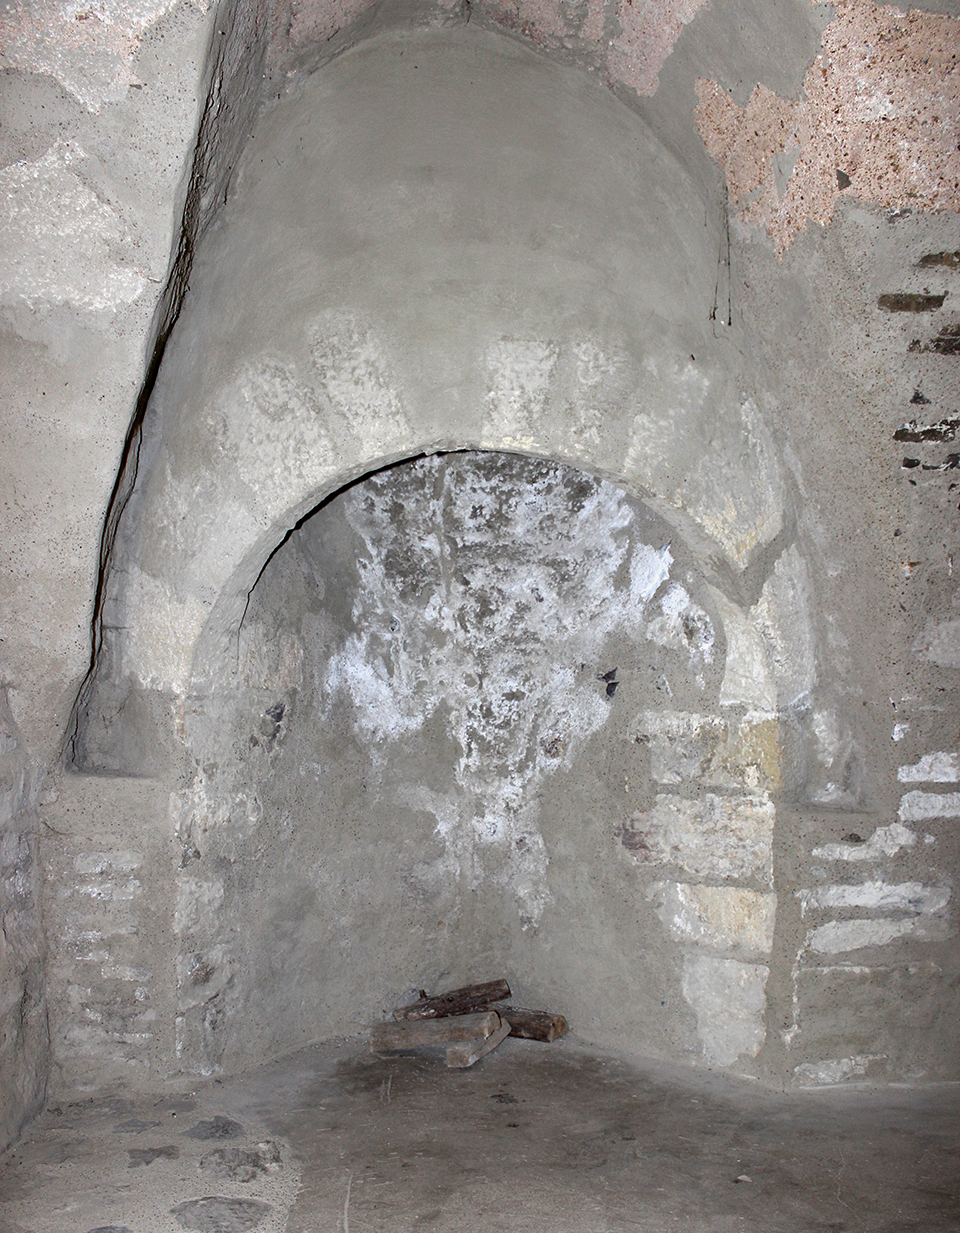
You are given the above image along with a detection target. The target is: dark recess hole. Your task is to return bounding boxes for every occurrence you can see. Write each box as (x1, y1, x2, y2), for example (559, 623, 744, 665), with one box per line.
(916, 250, 960, 269)
(878, 292, 946, 313)
(893, 417, 960, 443)
(909, 324, 960, 355)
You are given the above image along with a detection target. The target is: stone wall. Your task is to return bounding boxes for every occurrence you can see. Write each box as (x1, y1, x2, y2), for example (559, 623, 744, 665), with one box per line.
(174, 453, 762, 1074)
(1, 0, 270, 1147)
(41, 776, 178, 1090)
(1, 0, 958, 1141)
(60, 12, 959, 1095)
(0, 0, 214, 1143)
(725, 191, 960, 1086)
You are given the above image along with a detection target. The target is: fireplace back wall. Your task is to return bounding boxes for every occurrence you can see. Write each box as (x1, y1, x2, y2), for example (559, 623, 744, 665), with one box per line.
(175, 450, 737, 1071)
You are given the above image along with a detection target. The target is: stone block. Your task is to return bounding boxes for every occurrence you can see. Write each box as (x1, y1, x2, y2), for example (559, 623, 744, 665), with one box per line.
(681, 954, 769, 1067)
(655, 883, 776, 959)
(619, 793, 774, 885)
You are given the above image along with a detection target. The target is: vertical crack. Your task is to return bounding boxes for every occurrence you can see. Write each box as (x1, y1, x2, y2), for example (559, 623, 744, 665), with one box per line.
(63, 0, 269, 765)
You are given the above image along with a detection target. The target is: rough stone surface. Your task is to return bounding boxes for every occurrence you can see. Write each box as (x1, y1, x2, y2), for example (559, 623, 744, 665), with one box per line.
(185, 1117, 246, 1141)
(171, 1196, 272, 1231)
(1, 0, 265, 1147)
(40, 775, 178, 1093)
(170, 451, 769, 1074)
(53, 17, 959, 1096)
(199, 1140, 282, 1182)
(0, 689, 47, 1150)
(0, 1075, 298, 1233)
(681, 953, 770, 1066)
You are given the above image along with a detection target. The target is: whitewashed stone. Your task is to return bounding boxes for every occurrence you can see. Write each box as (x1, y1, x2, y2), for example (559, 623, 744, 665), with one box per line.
(174, 878, 224, 936)
(799, 881, 950, 916)
(913, 618, 960, 668)
(634, 711, 723, 785)
(0, 142, 146, 311)
(898, 752, 960, 783)
(812, 823, 916, 862)
(655, 883, 776, 958)
(74, 851, 143, 875)
(483, 337, 560, 446)
(754, 545, 817, 709)
(807, 913, 950, 954)
(709, 589, 778, 712)
(898, 791, 960, 822)
(621, 793, 774, 884)
(794, 1055, 880, 1086)
(681, 954, 769, 1066)
(645, 583, 715, 664)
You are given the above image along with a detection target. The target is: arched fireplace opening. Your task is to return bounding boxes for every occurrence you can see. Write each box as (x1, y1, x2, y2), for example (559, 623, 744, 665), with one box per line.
(173, 448, 741, 1072)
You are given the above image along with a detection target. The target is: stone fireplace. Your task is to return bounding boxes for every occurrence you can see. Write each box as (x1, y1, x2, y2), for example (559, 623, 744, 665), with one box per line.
(4, 0, 958, 1156)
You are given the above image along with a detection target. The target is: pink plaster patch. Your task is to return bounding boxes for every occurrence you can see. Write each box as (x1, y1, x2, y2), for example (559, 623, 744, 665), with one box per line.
(473, 0, 608, 51)
(580, 0, 605, 44)
(476, 0, 568, 46)
(286, 0, 377, 48)
(607, 0, 708, 97)
(0, 0, 178, 111)
(696, 0, 960, 252)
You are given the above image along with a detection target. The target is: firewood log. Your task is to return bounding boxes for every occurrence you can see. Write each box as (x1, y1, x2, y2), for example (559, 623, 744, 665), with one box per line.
(499, 1007, 567, 1042)
(445, 1017, 511, 1069)
(370, 1010, 501, 1053)
(392, 979, 511, 1021)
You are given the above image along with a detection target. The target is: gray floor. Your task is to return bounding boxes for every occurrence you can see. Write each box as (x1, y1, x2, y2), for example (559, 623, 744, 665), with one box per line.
(2, 1037, 959, 1232)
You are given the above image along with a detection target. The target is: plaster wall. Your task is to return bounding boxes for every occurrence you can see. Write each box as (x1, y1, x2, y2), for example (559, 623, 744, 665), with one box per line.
(173, 452, 769, 1075)
(0, 0, 214, 1150)
(41, 776, 178, 1091)
(722, 193, 960, 1087)
(83, 24, 781, 721)
(67, 27, 801, 1083)
(62, 21, 958, 1094)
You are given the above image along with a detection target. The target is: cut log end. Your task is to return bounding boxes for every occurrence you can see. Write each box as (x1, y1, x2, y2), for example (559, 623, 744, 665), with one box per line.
(445, 1017, 511, 1069)
(500, 1008, 567, 1042)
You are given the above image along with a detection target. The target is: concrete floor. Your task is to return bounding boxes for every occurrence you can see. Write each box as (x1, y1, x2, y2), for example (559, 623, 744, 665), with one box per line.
(2, 1037, 959, 1233)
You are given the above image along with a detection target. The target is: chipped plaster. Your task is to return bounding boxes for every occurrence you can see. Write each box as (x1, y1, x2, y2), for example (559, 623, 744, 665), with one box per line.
(696, 0, 960, 251)
(0, 0, 188, 111)
(681, 954, 769, 1066)
(0, 142, 147, 310)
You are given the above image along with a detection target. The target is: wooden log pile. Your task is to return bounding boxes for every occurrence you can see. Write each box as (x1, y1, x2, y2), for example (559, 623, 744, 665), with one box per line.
(369, 980, 567, 1069)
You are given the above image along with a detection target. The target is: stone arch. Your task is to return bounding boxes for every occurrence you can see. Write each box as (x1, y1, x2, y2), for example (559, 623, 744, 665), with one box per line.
(75, 23, 796, 758)
(170, 444, 803, 1074)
